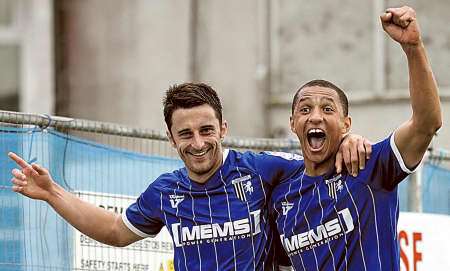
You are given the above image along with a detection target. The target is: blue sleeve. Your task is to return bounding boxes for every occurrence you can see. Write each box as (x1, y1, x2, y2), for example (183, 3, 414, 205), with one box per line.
(248, 151, 304, 186)
(122, 182, 164, 238)
(363, 133, 417, 190)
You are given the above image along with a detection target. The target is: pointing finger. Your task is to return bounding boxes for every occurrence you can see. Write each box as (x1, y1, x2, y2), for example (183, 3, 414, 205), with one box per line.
(8, 152, 30, 169)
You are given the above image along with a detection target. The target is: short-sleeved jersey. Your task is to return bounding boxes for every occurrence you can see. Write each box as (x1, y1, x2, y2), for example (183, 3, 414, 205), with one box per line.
(123, 149, 303, 271)
(271, 134, 415, 271)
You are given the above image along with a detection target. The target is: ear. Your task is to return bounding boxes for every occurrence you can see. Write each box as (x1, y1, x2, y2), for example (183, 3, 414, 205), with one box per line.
(166, 130, 176, 148)
(220, 120, 228, 140)
(290, 116, 296, 134)
(341, 116, 352, 135)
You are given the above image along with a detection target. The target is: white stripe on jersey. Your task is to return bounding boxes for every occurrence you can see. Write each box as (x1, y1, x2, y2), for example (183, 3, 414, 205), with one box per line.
(308, 183, 320, 271)
(317, 184, 337, 270)
(273, 202, 281, 271)
(219, 170, 238, 270)
(393, 192, 399, 241)
(187, 182, 202, 271)
(258, 175, 269, 271)
(205, 187, 219, 271)
(282, 179, 293, 243)
(293, 171, 306, 270)
(333, 204, 349, 271)
(344, 183, 367, 271)
(367, 186, 382, 271)
(174, 183, 190, 271)
(161, 191, 188, 271)
(236, 167, 256, 270)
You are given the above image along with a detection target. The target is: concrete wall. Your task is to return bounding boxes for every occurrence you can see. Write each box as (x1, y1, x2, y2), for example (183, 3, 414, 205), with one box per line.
(268, 0, 450, 149)
(55, 0, 267, 137)
(55, 0, 191, 131)
(54, 0, 450, 149)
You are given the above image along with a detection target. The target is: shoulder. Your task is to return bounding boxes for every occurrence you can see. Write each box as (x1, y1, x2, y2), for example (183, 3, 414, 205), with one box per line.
(237, 150, 303, 162)
(227, 150, 303, 171)
(262, 151, 303, 161)
(371, 133, 405, 164)
(144, 169, 185, 193)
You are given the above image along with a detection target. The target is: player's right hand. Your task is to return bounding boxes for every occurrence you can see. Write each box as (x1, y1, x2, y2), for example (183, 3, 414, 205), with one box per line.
(9, 152, 55, 201)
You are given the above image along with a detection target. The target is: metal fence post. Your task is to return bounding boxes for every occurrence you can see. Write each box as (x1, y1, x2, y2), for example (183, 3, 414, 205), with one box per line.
(408, 162, 423, 212)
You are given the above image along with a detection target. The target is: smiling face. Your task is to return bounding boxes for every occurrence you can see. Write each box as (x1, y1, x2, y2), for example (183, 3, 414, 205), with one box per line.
(290, 86, 351, 175)
(167, 104, 228, 183)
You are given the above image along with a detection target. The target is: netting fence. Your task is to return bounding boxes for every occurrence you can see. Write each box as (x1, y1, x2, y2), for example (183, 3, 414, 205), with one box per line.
(0, 110, 449, 271)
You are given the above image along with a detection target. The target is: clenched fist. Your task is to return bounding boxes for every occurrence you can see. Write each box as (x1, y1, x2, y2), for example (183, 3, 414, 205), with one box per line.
(380, 6, 422, 49)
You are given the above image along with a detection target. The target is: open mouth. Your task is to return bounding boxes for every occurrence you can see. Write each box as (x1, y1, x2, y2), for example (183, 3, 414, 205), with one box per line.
(307, 128, 326, 150)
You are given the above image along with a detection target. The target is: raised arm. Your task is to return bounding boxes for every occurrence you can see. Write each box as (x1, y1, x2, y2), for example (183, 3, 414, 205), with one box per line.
(8, 152, 142, 247)
(380, 6, 442, 168)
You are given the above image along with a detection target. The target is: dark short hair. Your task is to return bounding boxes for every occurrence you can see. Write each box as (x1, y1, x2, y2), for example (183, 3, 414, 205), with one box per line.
(163, 82, 223, 131)
(292, 79, 349, 116)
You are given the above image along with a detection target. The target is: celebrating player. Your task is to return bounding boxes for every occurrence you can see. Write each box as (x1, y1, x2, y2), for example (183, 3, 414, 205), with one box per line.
(8, 82, 371, 270)
(271, 6, 442, 270)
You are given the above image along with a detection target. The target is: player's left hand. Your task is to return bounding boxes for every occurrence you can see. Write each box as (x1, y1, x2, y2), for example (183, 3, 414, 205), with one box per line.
(335, 134, 372, 177)
(380, 6, 422, 48)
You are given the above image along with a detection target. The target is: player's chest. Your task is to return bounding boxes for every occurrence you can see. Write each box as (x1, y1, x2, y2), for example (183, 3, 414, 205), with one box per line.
(274, 175, 373, 229)
(161, 168, 268, 223)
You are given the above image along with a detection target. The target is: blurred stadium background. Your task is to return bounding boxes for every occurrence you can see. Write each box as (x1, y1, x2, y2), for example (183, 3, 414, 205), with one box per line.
(0, 0, 449, 270)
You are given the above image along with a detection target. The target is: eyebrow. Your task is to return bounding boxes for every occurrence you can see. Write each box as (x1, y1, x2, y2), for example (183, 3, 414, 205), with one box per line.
(298, 96, 336, 104)
(177, 128, 191, 135)
(176, 124, 215, 135)
(200, 125, 215, 130)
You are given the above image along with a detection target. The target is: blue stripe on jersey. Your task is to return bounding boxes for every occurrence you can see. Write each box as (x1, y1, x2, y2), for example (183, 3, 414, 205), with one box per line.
(125, 149, 303, 271)
(271, 134, 412, 271)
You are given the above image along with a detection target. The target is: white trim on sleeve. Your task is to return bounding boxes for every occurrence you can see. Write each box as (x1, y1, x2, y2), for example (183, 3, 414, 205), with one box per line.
(389, 131, 418, 174)
(121, 211, 155, 238)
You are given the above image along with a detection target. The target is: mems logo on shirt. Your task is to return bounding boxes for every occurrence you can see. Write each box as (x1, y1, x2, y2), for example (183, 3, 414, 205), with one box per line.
(280, 208, 354, 255)
(171, 210, 261, 247)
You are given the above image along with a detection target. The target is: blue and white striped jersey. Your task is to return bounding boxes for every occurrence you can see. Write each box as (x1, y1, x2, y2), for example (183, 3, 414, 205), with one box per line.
(123, 149, 303, 271)
(271, 134, 414, 271)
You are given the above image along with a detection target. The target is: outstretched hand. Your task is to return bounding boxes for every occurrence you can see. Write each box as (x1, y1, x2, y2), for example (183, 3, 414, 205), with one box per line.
(380, 6, 421, 48)
(9, 152, 55, 201)
(335, 134, 372, 177)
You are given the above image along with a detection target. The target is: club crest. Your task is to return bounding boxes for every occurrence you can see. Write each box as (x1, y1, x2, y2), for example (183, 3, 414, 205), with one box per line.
(325, 174, 343, 200)
(232, 175, 253, 202)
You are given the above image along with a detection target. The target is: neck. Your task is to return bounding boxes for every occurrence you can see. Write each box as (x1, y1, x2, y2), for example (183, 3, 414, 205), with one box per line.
(188, 153, 224, 184)
(304, 157, 335, 177)
(189, 171, 217, 184)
